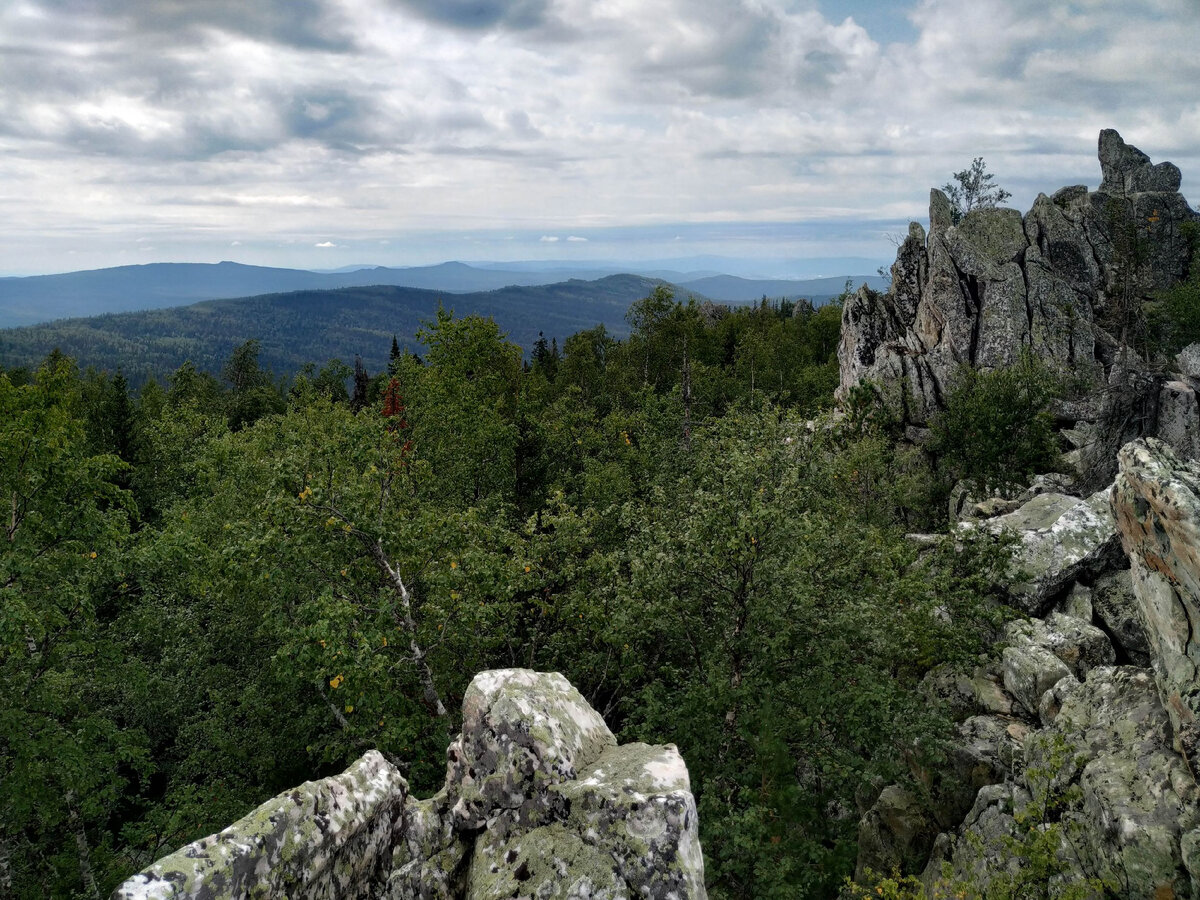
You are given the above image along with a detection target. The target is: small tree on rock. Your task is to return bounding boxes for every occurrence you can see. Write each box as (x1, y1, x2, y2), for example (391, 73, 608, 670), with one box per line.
(943, 158, 1012, 224)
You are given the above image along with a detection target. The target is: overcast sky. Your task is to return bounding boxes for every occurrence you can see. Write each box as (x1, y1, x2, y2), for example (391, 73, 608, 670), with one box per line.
(1, 0, 1197, 276)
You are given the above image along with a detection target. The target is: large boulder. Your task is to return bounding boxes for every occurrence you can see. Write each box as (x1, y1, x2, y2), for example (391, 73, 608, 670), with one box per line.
(112, 750, 408, 900)
(111, 670, 707, 900)
(1099, 128, 1183, 195)
(1112, 438, 1200, 767)
(1091, 568, 1152, 667)
(445, 668, 617, 830)
(469, 743, 705, 900)
(963, 487, 1123, 615)
(927, 667, 1200, 899)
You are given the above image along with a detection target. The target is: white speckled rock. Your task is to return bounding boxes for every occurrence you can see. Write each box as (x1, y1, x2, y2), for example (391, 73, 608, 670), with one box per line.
(111, 751, 407, 900)
(928, 667, 1200, 899)
(445, 668, 617, 830)
(468, 743, 705, 900)
(112, 671, 705, 900)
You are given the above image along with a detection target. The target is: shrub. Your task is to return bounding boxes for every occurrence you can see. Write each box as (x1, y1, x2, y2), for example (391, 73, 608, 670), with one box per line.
(929, 353, 1062, 498)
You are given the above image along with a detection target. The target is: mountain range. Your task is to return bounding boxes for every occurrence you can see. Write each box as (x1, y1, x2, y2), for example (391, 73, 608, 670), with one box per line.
(0, 260, 887, 329)
(0, 275, 666, 382)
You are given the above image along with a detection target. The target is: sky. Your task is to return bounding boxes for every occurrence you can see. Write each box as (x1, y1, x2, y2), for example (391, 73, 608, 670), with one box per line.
(0, 0, 1198, 276)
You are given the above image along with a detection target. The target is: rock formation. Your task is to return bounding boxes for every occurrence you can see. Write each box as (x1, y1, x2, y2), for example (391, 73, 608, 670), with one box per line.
(838, 129, 1197, 486)
(1112, 438, 1200, 770)
(111, 669, 707, 900)
(859, 438, 1200, 898)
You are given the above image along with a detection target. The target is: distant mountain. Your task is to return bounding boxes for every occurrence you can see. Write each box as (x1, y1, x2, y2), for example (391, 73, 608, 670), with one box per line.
(0, 275, 677, 382)
(0, 259, 888, 329)
(0, 261, 627, 328)
(674, 274, 889, 304)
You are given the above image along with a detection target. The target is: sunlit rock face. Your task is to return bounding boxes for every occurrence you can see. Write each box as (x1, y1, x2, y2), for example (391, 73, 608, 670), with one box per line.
(111, 669, 707, 900)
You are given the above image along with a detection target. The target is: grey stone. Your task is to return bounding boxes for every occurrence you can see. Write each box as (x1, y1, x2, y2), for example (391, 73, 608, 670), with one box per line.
(1179, 343, 1200, 383)
(111, 671, 707, 900)
(1099, 128, 1183, 194)
(930, 667, 1200, 899)
(1003, 640, 1072, 717)
(1056, 582, 1094, 622)
(964, 488, 1123, 615)
(112, 750, 408, 900)
(855, 785, 933, 881)
(1091, 568, 1151, 666)
(1112, 438, 1200, 766)
(445, 668, 616, 831)
(837, 129, 1197, 483)
(1001, 614, 1115, 718)
(1159, 380, 1200, 461)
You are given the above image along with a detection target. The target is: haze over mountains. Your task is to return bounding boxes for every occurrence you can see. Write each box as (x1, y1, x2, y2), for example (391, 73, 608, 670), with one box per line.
(0, 259, 887, 329)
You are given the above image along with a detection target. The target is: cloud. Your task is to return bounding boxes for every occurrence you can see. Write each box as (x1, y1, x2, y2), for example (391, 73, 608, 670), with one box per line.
(539, 235, 559, 242)
(387, 0, 552, 31)
(315, 241, 337, 247)
(567, 235, 587, 242)
(0, 0, 1198, 276)
(37, 0, 354, 51)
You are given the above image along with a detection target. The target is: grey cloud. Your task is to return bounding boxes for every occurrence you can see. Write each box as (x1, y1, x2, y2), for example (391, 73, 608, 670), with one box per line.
(33, 0, 354, 51)
(387, 0, 552, 31)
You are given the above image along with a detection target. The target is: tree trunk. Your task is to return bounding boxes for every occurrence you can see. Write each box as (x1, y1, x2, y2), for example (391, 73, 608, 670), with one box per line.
(65, 792, 99, 900)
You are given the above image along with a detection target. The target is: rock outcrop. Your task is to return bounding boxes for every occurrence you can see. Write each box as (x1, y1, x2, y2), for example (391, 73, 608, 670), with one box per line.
(838, 129, 1197, 486)
(1112, 438, 1200, 769)
(860, 437, 1200, 896)
(112, 669, 707, 900)
(959, 487, 1123, 615)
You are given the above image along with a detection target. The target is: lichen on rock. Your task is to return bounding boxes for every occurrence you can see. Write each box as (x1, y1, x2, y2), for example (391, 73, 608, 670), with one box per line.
(111, 671, 706, 900)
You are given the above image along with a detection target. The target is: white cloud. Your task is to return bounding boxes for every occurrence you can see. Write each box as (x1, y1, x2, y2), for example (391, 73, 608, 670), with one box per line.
(567, 235, 587, 242)
(315, 240, 336, 247)
(539, 235, 559, 242)
(0, 0, 1196, 274)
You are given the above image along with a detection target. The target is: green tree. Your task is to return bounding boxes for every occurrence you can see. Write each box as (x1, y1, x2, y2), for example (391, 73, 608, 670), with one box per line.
(943, 158, 1012, 224)
(929, 353, 1062, 498)
(613, 406, 1004, 898)
(221, 340, 284, 430)
(0, 355, 143, 898)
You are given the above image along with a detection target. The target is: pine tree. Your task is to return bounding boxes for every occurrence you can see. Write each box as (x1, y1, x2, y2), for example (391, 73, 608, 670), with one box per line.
(352, 357, 369, 412)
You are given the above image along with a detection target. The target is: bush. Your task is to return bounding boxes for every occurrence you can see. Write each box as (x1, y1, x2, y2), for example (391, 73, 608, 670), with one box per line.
(929, 354, 1062, 499)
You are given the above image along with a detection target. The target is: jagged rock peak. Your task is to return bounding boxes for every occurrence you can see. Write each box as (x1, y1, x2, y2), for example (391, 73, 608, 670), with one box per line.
(111, 669, 707, 900)
(836, 128, 1197, 487)
(1099, 128, 1183, 194)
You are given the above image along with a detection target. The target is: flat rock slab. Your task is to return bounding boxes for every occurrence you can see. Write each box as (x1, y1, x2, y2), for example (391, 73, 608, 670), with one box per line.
(963, 488, 1122, 614)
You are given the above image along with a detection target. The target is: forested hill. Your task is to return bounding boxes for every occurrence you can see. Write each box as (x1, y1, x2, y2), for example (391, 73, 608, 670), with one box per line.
(0, 259, 882, 328)
(0, 274, 681, 382)
(0, 261, 620, 327)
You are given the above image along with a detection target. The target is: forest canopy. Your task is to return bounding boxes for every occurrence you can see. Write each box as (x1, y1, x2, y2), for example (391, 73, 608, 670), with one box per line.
(0, 289, 1020, 899)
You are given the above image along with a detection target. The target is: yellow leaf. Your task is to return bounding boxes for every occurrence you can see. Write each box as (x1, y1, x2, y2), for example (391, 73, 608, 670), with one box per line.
(450, 560, 458, 569)
(89, 551, 97, 559)
(345, 705, 354, 713)
(381, 636, 387, 647)
(330, 674, 343, 689)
